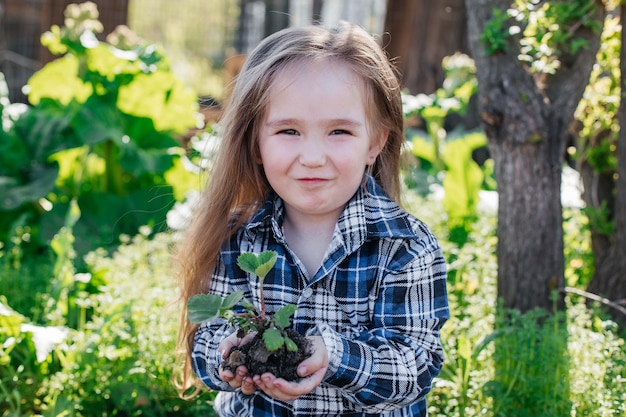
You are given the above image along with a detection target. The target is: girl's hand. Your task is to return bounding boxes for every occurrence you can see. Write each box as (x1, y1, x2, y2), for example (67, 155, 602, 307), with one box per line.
(218, 332, 257, 394)
(252, 336, 328, 401)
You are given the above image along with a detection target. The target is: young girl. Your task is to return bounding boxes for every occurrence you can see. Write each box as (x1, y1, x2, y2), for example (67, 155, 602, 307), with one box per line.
(176, 22, 449, 417)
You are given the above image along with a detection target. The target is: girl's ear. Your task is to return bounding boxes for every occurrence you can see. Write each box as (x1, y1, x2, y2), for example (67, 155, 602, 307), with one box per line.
(367, 129, 389, 164)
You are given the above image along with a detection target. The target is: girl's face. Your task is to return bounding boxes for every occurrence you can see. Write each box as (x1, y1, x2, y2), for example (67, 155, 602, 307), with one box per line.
(258, 59, 386, 223)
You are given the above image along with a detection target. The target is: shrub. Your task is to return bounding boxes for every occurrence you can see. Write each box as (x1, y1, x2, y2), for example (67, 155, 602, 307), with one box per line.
(0, 230, 216, 416)
(0, 2, 199, 260)
(40, 231, 216, 416)
(404, 194, 625, 417)
(486, 307, 572, 417)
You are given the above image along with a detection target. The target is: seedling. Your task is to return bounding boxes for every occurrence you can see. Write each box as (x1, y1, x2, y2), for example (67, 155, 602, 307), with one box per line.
(187, 250, 299, 353)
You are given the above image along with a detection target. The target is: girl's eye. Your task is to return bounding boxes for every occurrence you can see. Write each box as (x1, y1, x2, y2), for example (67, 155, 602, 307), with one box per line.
(278, 129, 298, 135)
(331, 129, 351, 135)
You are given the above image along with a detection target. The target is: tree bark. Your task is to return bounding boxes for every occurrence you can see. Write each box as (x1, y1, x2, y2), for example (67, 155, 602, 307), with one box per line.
(465, 0, 605, 313)
(585, 3, 626, 327)
(383, 0, 469, 94)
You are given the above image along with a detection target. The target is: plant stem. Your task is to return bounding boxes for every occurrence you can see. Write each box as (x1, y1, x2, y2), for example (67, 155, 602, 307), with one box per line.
(260, 294, 266, 320)
(259, 277, 266, 319)
(103, 140, 125, 194)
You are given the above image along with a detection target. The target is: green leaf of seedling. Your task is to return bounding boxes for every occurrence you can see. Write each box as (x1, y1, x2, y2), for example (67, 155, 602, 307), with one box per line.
(262, 327, 285, 352)
(187, 293, 223, 323)
(274, 304, 297, 329)
(284, 336, 299, 353)
(240, 298, 256, 311)
(237, 252, 258, 273)
(237, 250, 278, 279)
(222, 291, 244, 310)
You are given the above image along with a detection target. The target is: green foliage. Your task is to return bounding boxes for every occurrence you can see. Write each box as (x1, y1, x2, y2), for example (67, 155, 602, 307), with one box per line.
(49, 231, 215, 415)
(0, 2, 198, 258)
(441, 132, 488, 237)
(403, 195, 625, 417)
(575, 8, 620, 176)
(0, 298, 66, 416)
(481, 7, 511, 54)
(407, 130, 490, 246)
(187, 250, 298, 353)
(513, 0, 600, 73)
(237, 250, 278, 280)
(482, 0, 602, 74)
(563, 208, 594, 288)
(571, 4, 620, 245)
(486, 307, 572, 416)
(428, 210, 498, 416)
(567, 303, 626, 415)
(0, 231, 217, 416)
(187, 291, 244, 323)
(0, 250, 54, 320)
(402, 53, 488, 245)
(584, 200, 615, 237)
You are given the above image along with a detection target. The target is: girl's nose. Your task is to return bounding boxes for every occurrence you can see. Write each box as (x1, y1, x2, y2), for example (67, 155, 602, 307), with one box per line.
(298, 138, 326, 167)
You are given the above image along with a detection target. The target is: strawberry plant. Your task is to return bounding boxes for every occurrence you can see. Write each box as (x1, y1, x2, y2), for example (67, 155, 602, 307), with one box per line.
(187, 250, 310, 380)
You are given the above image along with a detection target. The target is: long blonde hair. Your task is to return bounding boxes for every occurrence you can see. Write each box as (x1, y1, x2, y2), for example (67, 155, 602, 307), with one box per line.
(175, 21, 405, 395)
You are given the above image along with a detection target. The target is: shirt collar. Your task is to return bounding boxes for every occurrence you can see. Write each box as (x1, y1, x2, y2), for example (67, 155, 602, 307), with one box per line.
(244, 174, 416, 251)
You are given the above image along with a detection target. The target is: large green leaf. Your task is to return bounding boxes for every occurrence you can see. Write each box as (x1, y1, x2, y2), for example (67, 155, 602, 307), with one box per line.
(409, 134, 437, 165)
(187, 293, 223, 323)
(72, 94, 125, 146)
(222, 291, 244, 310)
(13, 99, 80, 160)
(39, 186, 176, 257)
(118, 71, 197, 133)
(27, 56, 92, 105)
(114, 115, 180, 177)
(118, 144, 177, 178)
(0, 163, 59, 210)
(86, 44, 142, 80)
(124, 115, 180, 150)
(442, 132, 487, 227)
(0, 129, 29, 176)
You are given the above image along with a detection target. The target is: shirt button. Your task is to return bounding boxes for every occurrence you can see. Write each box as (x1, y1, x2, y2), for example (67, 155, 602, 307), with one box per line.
(302, 287, 313, 298)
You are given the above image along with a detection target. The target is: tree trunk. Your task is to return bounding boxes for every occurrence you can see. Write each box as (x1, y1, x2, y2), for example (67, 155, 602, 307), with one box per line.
(465, 0, 605, 313)
(383, 0, 469, 95)
(579, 160, 614, 267)
(585, 4, 626, 327)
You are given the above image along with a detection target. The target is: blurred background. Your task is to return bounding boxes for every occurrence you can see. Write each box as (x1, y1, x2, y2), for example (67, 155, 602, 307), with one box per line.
(1, 0, 468, 102)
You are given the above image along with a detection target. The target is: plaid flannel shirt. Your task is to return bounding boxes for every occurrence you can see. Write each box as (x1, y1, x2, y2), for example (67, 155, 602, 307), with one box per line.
(192, 175, 449, 416)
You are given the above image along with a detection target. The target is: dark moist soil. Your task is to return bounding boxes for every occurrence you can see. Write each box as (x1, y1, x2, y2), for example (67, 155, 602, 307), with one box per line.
(222, 328, 311, 381)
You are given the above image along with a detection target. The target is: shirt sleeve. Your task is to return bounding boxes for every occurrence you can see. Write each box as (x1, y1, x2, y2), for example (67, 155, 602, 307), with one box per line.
(190, 254, 239, 392)
(192, 319, 236, 391)
(321, 236, 449, 413)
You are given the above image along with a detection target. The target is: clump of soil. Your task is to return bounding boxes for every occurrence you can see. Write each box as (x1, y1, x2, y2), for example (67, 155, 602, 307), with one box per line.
(222, 327, 312, 381)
